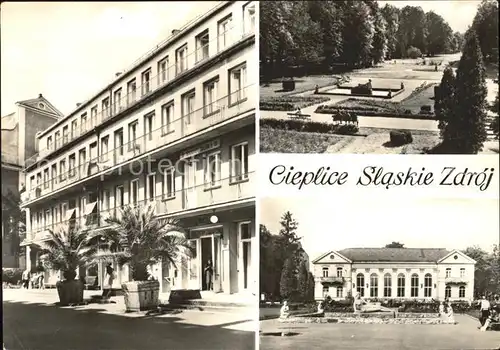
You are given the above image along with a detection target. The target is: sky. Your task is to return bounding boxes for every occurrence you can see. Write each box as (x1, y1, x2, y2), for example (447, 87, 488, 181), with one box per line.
(260, 197, 500, 260)
(378, 1, 481, 33)
(0, 1, 219, 116)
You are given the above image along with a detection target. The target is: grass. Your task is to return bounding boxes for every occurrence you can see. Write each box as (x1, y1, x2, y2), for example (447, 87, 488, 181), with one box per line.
(260, 127, 343, 153)
(260, 75, 339, 98)
(260, 95, 331, 111)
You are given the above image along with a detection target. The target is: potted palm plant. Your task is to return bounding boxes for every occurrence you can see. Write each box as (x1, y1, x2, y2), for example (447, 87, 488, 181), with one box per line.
(39, 226, 97, 305)
(90, 204, 191, 312)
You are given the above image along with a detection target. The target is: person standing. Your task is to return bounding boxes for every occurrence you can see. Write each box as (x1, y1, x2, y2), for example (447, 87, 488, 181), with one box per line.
(204, 259, 213, 291)
(479, 295, 491, 327)
(21, 269, 30, 289)
(102, 264, 115, 298)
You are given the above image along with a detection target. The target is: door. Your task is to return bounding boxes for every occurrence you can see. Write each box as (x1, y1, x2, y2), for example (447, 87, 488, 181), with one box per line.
(184, 161, 197, 209)
(187, 239, 199, 289)
(212, 235, 222, 292)
(239, 222, 252, 292)
(201, 237, 213, 291)
(161, 260, 171, 293)
(242, 241, 251, 290)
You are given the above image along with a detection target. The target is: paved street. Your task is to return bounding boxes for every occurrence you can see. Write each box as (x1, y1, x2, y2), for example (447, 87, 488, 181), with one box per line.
(3, 289, 256, 350)
(259, 315, 500, 350)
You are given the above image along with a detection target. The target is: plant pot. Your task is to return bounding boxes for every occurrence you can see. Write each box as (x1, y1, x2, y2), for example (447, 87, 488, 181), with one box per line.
(56, 280, 84, 305)
(122, 280, 160, 312)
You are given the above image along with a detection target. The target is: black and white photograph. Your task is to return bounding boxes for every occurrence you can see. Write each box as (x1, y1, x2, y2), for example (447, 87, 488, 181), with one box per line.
(2, 1, 257, 349)
(260, 1, 499, 154)
(259, 197, 500, 349)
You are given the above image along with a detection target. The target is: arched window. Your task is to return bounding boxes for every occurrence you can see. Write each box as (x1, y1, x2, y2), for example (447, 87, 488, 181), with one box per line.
(459, 286, 465, 298)
(322, 286, 329, 298)
(370, 273, 378, 297)
(424, 273, 432, 297)
(336, 286, 343, 298)
(356, 273, 365, 297)
(397, 273, 405, 297)
(383, 273, 392, 297)
(411, 274, 419, 297)
(445, 285, 451, 299)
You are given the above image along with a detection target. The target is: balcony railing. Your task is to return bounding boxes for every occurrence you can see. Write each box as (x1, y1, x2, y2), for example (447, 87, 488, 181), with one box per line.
(23, 86, 254, 203)
(24, 171, 255, 242)
(444, 276, 468, 285)
(24, 23, 255, 169)
(318, 276, 345, 284)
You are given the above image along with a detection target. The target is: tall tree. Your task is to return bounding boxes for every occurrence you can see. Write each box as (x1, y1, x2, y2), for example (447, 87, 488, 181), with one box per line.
(452, 32, 465, 53)
(279, 211, 301, 244)
(490, 91, 499, 139)
(446, 29, 488, 153)
(385, 242, 405, 248)
(259, 224, 274, 297)
(341, 1, 375, 67)
(435, 66, 456, 140)
(471, 0, 499, 63)
(463, 245, 500, 297)
(425, 11, 453, 56)
(381, 4, 400, 59)
(297, 260, 309, 301)
(280, 257, 298, 300)
(371, 5, 388, 64)
(397, 6, 427, 57)
(307, 272, 316, 301)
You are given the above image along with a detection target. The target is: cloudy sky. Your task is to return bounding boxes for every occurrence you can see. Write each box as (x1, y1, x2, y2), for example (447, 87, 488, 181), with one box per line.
(1, 1, 219, 116)
(260, 197, 499, 260)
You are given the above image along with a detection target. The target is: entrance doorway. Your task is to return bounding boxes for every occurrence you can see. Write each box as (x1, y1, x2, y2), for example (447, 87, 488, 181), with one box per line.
(201, 237, 213, 291)
(238, 221, 252, 292)
(242, 241, 251, 289)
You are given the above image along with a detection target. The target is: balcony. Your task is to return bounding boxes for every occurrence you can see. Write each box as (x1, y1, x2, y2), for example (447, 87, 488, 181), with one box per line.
(24, 171, 255, 243)
(318, 276, 345, 284)
(24, 23, 255, 169)
(445, 276, 468, 285)
(23, 86, 255, 204)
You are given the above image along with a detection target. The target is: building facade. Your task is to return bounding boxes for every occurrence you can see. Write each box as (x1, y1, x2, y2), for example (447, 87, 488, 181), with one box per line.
(20, 1, 257, 299)
(2, 95, 62, 268)
(312, 248, 476, 302)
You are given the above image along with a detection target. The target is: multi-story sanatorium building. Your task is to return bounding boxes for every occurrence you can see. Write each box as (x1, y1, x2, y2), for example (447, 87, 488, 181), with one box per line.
(312, 248, 476, 302)
(20, 1, 257, 299)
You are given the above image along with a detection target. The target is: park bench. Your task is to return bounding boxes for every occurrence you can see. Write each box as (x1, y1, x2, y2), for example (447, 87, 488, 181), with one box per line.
(287, 112, 311, 120)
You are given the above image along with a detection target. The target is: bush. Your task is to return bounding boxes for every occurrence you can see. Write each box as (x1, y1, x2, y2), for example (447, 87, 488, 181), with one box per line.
(336, 124, 359, 135)
(323, 296, 354, 312)
(420, 105, 432, 114)
(282, 78, 295, 91)
(351, 83, 373, 96)
(389, 130, 413, 146)
(260, 118, 335, 134)
(260, 96, 330, 111)
(407, 46, 423, 59)
(2, 268, 23, 285)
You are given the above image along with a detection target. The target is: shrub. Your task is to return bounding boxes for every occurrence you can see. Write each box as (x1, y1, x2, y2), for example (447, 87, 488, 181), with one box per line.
(282, 78, 295, 91)
(420, 105, 432, 114)
(407, 46, 423, 59)
(2, 268, 23, 285)
(389, 130, 413, 146)
(260, 96, 330, 111)
(351, 83, 373, 96)
(336, 124, 359, 135)
(260, 118, 335, 134)
(323, 296, 354, 312)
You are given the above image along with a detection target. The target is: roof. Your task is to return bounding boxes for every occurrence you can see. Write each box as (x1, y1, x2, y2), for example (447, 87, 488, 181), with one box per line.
(15, 94, 64, 118)
(337, 248, 451, 263)
(1, 112, 17, 130)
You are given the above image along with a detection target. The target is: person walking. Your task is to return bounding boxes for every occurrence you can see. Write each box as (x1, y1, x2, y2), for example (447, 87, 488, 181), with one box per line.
(37, 271, 45, 290)
(479, 295, 491, 327)
(102, 264, 115, 298)
(21, 269, 30, 289)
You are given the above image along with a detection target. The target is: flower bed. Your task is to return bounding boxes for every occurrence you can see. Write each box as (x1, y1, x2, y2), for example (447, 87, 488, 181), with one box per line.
(260, 118, 359, 136)
(280, 317, 451, 325)
(260, 96, 331, 111)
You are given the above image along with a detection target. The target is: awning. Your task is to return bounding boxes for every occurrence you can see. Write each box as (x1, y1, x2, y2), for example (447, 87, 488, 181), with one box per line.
(85, 202, 97, 216)
(65, 208, 76, 221)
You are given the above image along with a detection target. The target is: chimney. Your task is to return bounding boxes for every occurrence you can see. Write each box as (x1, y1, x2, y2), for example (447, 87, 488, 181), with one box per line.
(172, 29, 180, 36)
(39, 93, 43, 98)
(115, 72, 122, 77)
(76, 103, 82, 107)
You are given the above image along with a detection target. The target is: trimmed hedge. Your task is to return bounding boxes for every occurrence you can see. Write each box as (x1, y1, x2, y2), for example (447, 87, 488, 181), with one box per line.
(390, 130, 413, 146)
(260, 96, 331, 111)
(315, 105, 436, 120)
(2, 268, 23, 285)
(260, 118, 359, 135)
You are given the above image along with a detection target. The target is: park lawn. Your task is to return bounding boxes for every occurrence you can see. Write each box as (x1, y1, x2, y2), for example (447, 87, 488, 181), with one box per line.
(260, 75, 339, 98)
(260, 126, 344, 153)
(361, 127, 441, 154)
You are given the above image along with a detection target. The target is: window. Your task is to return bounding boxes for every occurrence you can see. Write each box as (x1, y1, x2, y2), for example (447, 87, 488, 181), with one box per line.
(100, 136, 109, 161)
(445, 286, 451, 299)
(410, 274, 419, 297)
(322, 267, 329, 278)
(147, 173, 156, 201)
(231, 142, 249, 182)
(81, 113, 88, 133)
(60, 160, 66, 181)
(460, 268, 465, 278)
(336, 286, 343, 298)
(384, 273, 392, 297)
(163, 167, 175, 199)
(141, 69, 151, 95)
(36, 172, 42, 186)
(114, 128, 124, 157)
(243, 2, 256, 34)
(101, 190, 111, 211)
(71, 120, 78, 138)
(115, 185, 124, 209)
(239, 222, 251, 240)
(322, 286, 329, 298)
(55, 131, 61, 148)
(445, 268, 451, 278)
(127, 79, 137, 105)
(114, 88, 122, 114)
(204, 152, 221, 188)
(176, 44, 188, 75)
(370, 274, 378, 297)
(30, 176, 35, 191)
(229, 63, 247, 103)
(128, 121, 138, 151)
(102, 98, 110, 119)
(130, 179, 139, 205)
(336, 267, 343, 278)
(62, 126, 69, 144)
(397, 274, 405, 297)
(182, 91, 196, 125)
(144, 113, 154, 141)
(47, 136, 53, 150)
(68, 154, 76, 177)
(89, 142, 98, 162)
(79, 148, 86, 174)
(356, 273, 365, 297)
(158, 57, 169, 85)
(161, 102, 174, 135)
(90, 106, 98, 127)
(45, 209, 51, 227)
(203, 78, 219, 115)
(459, 286, 465, 298)
(424, 274, 432, 297)
(218, 15, 232, 51)
(196, 30, 209, 62)
(43, 169, 49, 189)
